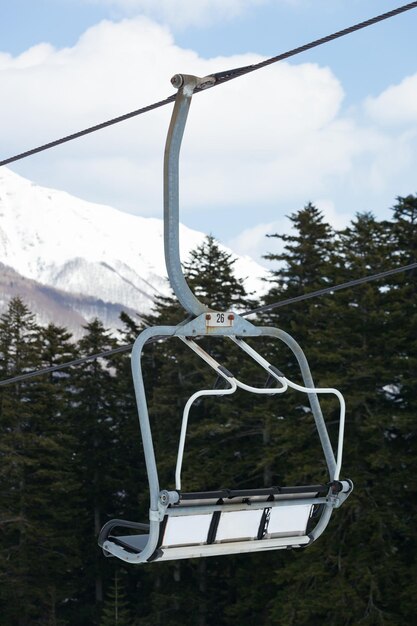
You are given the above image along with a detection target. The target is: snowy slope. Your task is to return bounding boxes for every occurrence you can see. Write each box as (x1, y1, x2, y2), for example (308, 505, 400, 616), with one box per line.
(0, 168, 268, 328)
(0, 262, 140, 338)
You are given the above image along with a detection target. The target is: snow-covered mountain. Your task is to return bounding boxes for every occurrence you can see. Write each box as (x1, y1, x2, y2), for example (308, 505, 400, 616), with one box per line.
(0, 262, 140, 338)
(0, 168, 268, 335)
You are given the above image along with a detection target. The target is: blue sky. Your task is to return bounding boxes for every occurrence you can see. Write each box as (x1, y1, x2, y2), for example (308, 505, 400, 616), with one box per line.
(1, 0, 417, 264)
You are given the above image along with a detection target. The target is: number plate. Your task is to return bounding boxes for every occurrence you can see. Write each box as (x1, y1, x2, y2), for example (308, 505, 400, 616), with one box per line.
(205, 312, 235, 328)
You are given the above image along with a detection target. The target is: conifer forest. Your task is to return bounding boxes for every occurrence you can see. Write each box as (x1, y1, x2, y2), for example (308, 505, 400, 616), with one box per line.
(0, 197, 416, 626)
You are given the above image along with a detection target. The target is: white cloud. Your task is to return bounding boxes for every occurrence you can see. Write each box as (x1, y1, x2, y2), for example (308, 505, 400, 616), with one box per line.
(365, 73, 417, 127)
(313, 199, 351, 231)
(0, 17, 353, 210)
(228, 220, 285, 264)
(359, 75, 417, 198)
(83, 0, 268, 28)
(1, 16, 416, 252)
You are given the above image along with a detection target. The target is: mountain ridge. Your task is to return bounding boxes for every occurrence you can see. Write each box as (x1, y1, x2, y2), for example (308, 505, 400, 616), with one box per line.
(0, 261, 142, 338)
(0, 167, 268, 335)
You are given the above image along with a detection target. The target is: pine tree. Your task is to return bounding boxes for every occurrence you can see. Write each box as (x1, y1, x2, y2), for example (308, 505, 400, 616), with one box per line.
(70, 319, 121, 624)
(109, 312, 149, 522)
(35, 323, 84, 626)
(264, 215, 394, 625)
(379, 196, 417, 619)
(264, 203, 335, 289)
(2, 198, 416, 625)
(0, 298, 43, 625)
(184, 234, 250, 311)
(263, 206, 417, 625)
(100, 570, 133, 626)
(252, 205, 338, 493)
(0, 300, 81, 626)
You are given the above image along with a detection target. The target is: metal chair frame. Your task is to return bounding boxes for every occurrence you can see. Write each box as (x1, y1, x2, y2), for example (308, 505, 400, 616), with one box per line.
(99, 74, 352, 565)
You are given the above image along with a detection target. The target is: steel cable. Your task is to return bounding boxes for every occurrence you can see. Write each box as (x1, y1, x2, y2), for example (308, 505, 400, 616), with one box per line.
(0, 260, 415, 387)
(242, 261, 417, 317)
(1, 2, 416, 166)
(209, 2, 417, 87)
(1, 3, 417, 384)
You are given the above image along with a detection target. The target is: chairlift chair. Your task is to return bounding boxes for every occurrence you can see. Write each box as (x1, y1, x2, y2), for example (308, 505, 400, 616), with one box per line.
(98, 74, 353, 564)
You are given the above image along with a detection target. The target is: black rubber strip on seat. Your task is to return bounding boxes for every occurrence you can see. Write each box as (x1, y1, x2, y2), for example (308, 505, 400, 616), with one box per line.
(257, 508, 272, 540)
(207, 511, 221, 544)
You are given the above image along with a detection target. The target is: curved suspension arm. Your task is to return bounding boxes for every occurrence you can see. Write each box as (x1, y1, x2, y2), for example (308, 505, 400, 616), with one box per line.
(164, 74, 215, 316)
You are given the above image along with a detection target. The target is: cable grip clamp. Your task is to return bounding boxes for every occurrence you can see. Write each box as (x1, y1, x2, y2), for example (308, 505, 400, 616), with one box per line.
(171, 74, 216, 93)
